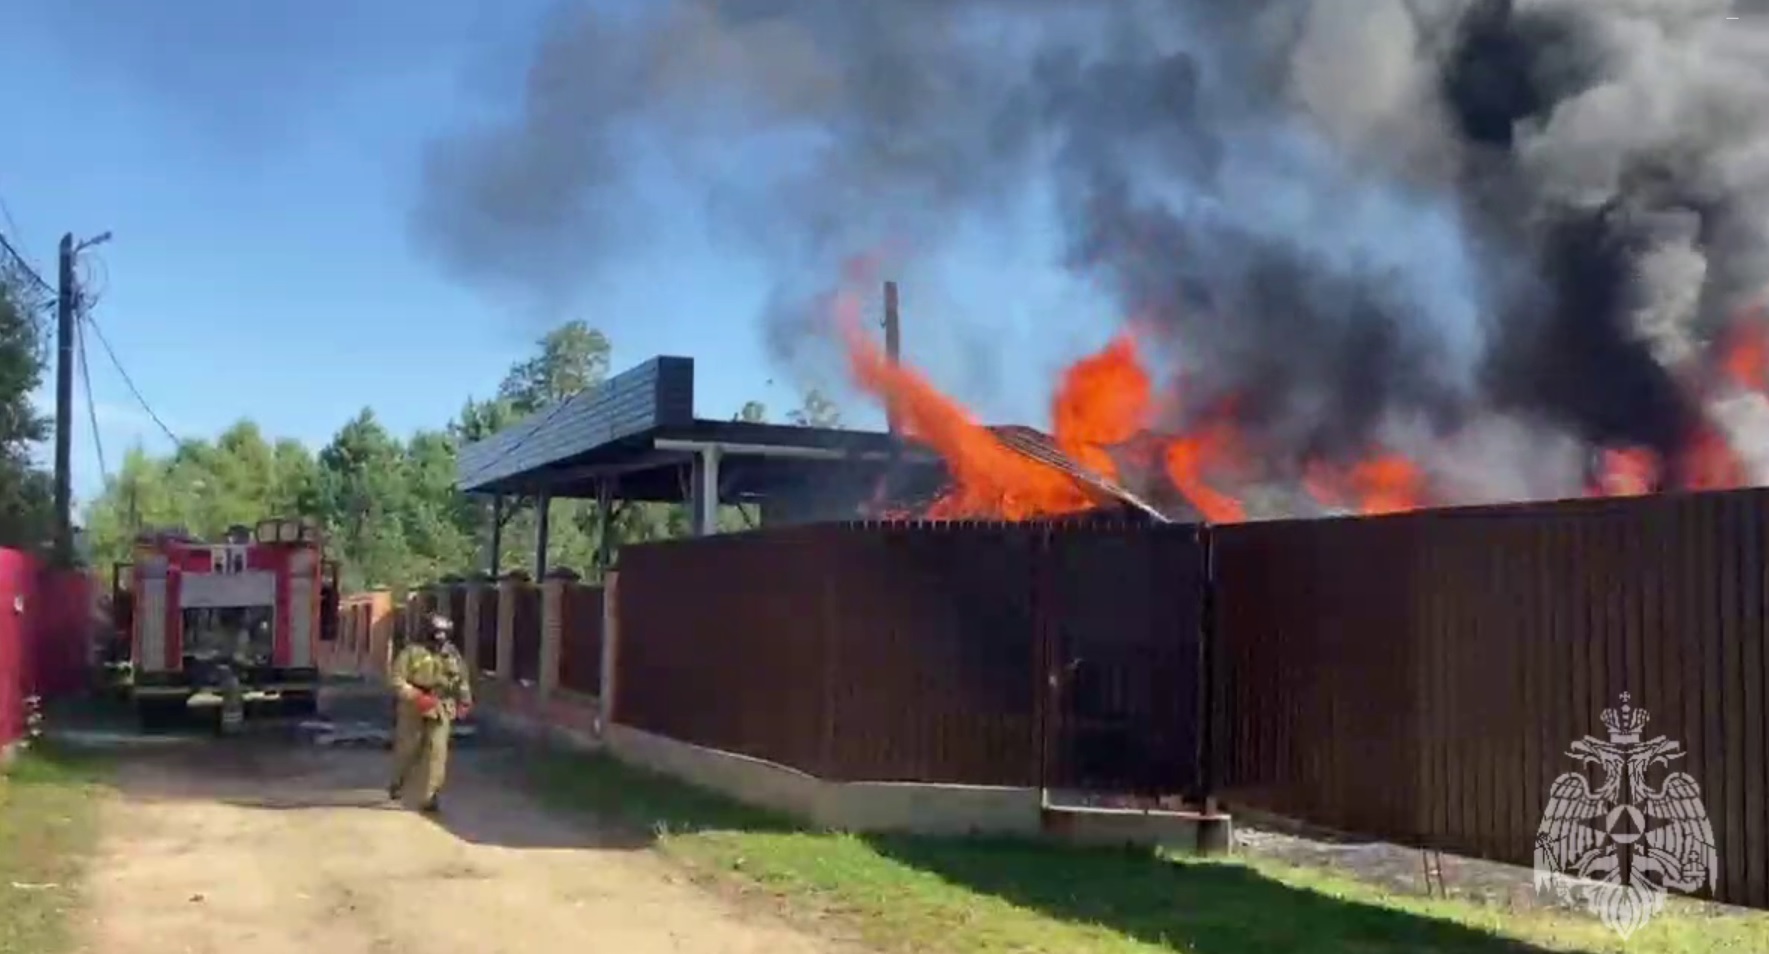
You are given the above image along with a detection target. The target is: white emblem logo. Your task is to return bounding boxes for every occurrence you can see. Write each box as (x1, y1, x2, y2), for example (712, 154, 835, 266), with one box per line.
(1533, 692, 1718, 939)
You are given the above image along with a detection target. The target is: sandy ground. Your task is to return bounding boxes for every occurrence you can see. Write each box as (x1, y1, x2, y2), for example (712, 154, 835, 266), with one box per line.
(63, 698, 849, 954)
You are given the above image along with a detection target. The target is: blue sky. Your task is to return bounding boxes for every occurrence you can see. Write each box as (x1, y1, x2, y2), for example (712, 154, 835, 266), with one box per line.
(0, 1, 1115, 511)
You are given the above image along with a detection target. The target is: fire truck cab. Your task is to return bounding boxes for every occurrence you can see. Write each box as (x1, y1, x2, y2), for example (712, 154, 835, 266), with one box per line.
(124, 518, 337, 728)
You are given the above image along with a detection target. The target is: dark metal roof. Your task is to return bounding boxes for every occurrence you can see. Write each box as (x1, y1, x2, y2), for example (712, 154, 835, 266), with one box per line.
(454, 355, 1178, 521)
(986, 426, 1173, 523)
(456, 356, 696, 491)
(456, 355, 944, 499)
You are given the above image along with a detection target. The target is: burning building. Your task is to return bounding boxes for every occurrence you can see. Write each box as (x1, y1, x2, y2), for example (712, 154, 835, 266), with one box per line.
(816, 1, 1769, 525)
(419, 1, 1769, 524)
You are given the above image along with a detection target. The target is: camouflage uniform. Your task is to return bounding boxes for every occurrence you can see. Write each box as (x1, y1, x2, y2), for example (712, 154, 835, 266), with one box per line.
(387, 614, 471, 812)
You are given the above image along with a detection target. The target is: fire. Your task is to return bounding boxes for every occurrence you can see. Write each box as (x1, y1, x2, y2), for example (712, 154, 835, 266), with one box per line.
(839, 275, 1769, 523)
(844, 309, 1422, 521)
(1584, 312, 1768, 500)
(1589, 448, 1657, 497)
(1304, 453, 1431, 516)
(1160, 402, 1248, 523)
(843, 319, 1099, 519)
(1722, 318, 1769, 392)
(1051, 334, 1151, 482)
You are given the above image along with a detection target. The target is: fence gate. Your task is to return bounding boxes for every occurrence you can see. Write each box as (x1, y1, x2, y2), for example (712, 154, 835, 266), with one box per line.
(1038, 523, 1208, 800)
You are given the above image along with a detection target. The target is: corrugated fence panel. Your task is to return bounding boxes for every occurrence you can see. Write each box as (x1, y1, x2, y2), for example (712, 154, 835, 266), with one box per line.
(475, 588, 499, 674)
(1213, 489, 1769, 909)
(1211, 513, 1425, 837)
(1041, 522, 1207, 796)
(820, 522, 1043, 786)
(447, 587, 467, 636)
(616, 528, 833, 775)
(559, 584, 604, 696)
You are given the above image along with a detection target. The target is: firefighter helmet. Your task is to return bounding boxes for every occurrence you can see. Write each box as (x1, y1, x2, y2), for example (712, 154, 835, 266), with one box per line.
(423, 613, 454, 640)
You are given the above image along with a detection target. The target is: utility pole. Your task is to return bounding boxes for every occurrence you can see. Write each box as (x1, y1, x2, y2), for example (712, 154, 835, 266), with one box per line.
(51, 230, 114, 565)
(882, 280, 901, 435)
(52, 234, 75, 565)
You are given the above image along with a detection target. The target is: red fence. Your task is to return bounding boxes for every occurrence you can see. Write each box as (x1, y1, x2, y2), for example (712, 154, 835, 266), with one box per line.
(1, 550, 92, 749)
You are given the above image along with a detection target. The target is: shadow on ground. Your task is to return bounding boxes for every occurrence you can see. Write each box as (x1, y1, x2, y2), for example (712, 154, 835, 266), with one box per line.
(865, 835, 1555, 954)
(520, 749, 1569, 954)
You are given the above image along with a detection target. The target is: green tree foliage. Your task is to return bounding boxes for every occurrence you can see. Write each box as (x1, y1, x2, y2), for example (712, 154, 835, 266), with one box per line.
(0, 262, 52, 549)
(78, 320, 845, 589)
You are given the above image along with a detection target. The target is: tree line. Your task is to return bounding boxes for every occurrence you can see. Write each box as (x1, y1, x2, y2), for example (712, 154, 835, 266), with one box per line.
(0, 257, 53, 550)
(79, 321, 842, 591)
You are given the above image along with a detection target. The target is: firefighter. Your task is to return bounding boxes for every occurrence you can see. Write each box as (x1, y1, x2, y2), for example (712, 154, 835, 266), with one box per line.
(387, 612, 472, 814)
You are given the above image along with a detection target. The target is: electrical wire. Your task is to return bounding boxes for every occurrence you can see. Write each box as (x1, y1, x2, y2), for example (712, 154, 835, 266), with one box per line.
(0, 195, 21, 240)
(77, 252, 109, 310)
(0, 229, 51, 297)
(76, 312, 109, 485)
(81, 310, 181, 447)
(0, 191, 50, 297)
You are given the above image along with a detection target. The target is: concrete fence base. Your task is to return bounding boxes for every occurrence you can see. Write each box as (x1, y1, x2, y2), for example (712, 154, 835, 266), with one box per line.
(339, 576, 1231, 853)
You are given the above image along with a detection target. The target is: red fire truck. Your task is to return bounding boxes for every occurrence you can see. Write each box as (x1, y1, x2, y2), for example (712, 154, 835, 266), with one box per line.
(121, 518, 337, 729)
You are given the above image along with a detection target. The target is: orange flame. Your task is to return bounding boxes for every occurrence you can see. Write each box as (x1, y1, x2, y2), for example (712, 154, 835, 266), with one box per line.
(1589, 448, 1658, 497)
(1722, 322, 1769, 393)
(1161, 401, 1248, 523)
(1052, 334, 1151, 482)
(839, 273, 1769, 521)
(1303, 453, 1431, 515)
(843, 319, 1099, 519)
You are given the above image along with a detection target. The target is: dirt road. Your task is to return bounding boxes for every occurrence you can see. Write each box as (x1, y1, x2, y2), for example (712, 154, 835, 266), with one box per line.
(68, 725, 846, 954)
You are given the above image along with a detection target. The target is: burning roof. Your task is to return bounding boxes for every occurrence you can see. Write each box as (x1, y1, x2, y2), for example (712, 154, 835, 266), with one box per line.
(416, 1, 1769, 521)
(838, 292, 1769, 525)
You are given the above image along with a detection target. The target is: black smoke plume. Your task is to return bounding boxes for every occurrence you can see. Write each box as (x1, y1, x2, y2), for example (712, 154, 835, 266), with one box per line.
(414, 0, 1769, 501)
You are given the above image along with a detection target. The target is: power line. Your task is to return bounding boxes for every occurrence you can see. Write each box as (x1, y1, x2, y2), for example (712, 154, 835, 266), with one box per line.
(0, 190, 50, 297)
(0, 229, 51, 297)
(81, 310, 180, 447)
(75, 311, 109, 485)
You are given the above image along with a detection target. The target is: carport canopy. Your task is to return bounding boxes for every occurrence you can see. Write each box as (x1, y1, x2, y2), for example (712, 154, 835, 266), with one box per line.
(454, 356, 941, 570)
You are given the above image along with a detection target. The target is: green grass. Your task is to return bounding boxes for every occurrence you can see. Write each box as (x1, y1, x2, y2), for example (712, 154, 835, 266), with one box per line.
(523, 750, 1769, 954)
(0, 745, 110, 954)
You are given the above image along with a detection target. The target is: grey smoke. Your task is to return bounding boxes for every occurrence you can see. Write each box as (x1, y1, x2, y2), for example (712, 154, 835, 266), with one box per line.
(415, 0, 1769, 498)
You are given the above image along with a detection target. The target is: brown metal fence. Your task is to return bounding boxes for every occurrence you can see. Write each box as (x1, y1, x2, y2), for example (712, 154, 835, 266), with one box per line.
(511, 584, 542, 683)
(446, 587, 467, 636)
(817, 522, 1046, 784)
(602, 488, 1769, 908)
(616, 521, 1206, 790)
(617, 523, 1050, 784)
(475, 588, 499, 674)
(1041, 522, 1207, 796)
(618, 527, 833, 775)
(1211, 488, 1769, 910)
(558, 585, 604, 696)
